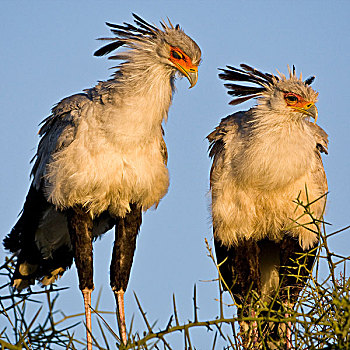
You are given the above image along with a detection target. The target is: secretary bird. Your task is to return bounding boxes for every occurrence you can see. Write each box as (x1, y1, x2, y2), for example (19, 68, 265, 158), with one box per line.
(4, 14, 201, 348)
(208, 64, 328, 349)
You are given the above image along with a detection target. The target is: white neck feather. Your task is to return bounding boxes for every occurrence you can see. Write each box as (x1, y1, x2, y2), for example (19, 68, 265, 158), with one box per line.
(94, 58, 175, 142)
(231, 106, 315, 190)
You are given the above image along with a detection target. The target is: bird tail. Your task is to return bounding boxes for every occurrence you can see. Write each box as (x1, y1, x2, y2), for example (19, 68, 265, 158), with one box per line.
(3, 185, 73, 290)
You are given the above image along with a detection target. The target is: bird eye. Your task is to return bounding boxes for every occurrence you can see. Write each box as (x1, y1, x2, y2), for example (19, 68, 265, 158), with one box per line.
(171, 50, 183, 60)
(285, 94, 298, 104)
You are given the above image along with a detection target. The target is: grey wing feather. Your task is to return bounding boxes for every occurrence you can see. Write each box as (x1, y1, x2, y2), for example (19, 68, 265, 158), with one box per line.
(31, 93, 91, 189)
(309, 122, 329, 194)
(207, 111, 248, 156)
(207, 111, 248, 183)
(308, 122, 329, 155)
(160, 126, 168, 165)
(160, 137, 168, 166)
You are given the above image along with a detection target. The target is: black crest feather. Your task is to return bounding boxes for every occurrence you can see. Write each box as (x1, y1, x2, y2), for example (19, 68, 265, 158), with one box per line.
(219, 64, 276, 106)
(94, 41, 124, 57)
(305, 76, 315, 86)
(219, 64, 316, 106)
(94, 14, 175, 58)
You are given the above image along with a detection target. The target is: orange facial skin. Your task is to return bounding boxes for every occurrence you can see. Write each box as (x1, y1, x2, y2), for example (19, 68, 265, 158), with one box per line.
(169, 46, 198, 88)
(284, 92, 313, 109)
(169, 47, 196, 70)
(284, 92, 318, 123)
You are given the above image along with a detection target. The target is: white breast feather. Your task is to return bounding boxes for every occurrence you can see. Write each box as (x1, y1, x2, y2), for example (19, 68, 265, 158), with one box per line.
(44, 95, 170, 218)
(211, 120, 327, 250)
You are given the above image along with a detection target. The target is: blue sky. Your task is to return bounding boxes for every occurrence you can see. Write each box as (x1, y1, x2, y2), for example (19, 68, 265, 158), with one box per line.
(1, 1, 349, 348)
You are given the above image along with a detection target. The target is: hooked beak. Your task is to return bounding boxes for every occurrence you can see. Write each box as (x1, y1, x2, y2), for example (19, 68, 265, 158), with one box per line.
(294, 104, 318, 124)
(173, 62, 198, 88)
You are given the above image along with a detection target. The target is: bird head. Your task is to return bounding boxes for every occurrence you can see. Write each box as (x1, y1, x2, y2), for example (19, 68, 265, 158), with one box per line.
(219, 64, 319, 123)
(94, 14, 201, 88)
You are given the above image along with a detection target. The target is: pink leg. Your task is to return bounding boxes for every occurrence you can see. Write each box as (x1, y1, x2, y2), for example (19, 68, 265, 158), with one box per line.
(83, 288, 93, 350)
(251, 310, 258, 346)
(116, 289, 127, 345)
(285, 313, 292, 350)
